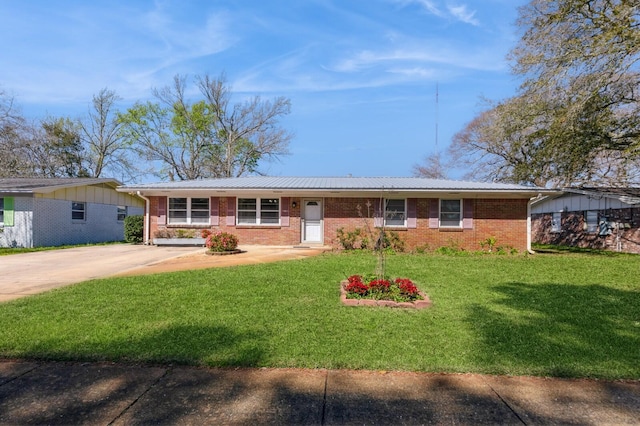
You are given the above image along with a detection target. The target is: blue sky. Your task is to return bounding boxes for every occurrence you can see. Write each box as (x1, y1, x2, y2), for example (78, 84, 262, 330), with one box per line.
(0, 0, 527, 180)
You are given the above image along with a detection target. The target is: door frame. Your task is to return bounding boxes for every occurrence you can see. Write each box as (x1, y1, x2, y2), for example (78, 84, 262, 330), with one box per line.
(301, 198, 324, 244)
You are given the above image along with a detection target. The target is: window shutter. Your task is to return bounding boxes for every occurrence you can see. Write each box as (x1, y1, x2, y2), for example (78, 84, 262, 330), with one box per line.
(281, 197, 290, 227)
(407, 198, 417, 229)
(210, 197, 220, 226)
(463, 199, 474, 229)
(374, 199, 383, 227)
(226, 197, 236, 226)
(157, 196, 167, 225)
(3, 197, 14, 227)
(428, 199, 439, 229)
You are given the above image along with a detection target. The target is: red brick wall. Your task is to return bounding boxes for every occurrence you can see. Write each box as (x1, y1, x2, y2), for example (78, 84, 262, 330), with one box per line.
(146, 195, 530, 251)
(532, 208, 640, 254)
(147, 196, 301, 246)
(324, 197, 529, 251)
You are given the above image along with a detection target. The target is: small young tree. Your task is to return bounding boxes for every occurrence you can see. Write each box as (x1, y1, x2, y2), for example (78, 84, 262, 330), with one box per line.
(357, 196, 388, 280)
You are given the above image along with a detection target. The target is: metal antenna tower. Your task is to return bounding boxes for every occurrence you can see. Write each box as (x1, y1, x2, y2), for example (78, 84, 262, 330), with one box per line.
(435, 82, 439, 149)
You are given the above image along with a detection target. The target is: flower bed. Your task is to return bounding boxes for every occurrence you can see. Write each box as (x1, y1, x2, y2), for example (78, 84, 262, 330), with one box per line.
(340, 275, 431, 309)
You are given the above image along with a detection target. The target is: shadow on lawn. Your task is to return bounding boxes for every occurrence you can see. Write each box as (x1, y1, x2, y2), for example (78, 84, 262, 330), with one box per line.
(120, 324, 267, 367)
(39, 324, 267, 367)
(467, 282, 640, 378)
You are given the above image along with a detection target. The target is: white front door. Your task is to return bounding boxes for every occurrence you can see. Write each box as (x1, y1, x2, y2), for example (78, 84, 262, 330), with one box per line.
(303, 200, 323, 243)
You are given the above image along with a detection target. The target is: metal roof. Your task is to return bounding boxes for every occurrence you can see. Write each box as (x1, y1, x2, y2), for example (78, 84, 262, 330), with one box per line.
(119, 176, 549, 194)
(0, 178, 121, 193)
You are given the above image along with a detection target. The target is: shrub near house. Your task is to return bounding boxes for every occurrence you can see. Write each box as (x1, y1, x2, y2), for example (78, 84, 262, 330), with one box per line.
(203, 231, 239, 253)
(124, 215, 144, 243)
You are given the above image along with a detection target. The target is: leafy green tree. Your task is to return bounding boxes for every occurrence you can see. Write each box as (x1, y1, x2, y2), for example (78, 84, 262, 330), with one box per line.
(118, 74, 292, 180)
(513, 0, 640, 183)
(445, 0, 640, 186)
(35, 117, 89, 178)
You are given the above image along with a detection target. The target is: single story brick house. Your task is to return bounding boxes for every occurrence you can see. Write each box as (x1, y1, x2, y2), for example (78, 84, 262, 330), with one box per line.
(0, 178, 144, 248)
(118, 176, 550, 252)
(531, 187, 640, 254)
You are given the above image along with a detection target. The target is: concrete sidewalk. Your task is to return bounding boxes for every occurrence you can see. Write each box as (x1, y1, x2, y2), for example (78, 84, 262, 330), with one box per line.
(0, 361, 638, 425)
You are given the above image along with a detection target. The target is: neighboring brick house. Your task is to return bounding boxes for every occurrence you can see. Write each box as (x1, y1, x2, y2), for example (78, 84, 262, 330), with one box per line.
(118, 177, 550, 252)
(0, 178, 144, 248)
(531, 187, 640, 254)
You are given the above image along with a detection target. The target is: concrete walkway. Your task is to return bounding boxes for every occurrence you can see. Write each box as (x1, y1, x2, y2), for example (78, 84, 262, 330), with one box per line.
(0, 360, 638, 425)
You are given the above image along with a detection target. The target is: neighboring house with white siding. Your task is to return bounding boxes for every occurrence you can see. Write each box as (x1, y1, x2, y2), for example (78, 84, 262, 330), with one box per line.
(531, 187, 640, 254)
(0, 178, 144, 248)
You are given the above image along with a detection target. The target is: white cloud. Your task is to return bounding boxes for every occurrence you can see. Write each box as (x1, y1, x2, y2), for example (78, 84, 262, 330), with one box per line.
(389, 0, 443, 16)
(387, 67, 436, 78)
(135, 6, 237, 74)
(447, 3, 480, 26)
(0, 2, 238, 106)
(391, 0, 480, 25)
(328, 43, 504, 75)
(232, 40, 505, 96)
(414, 0, 444, 16)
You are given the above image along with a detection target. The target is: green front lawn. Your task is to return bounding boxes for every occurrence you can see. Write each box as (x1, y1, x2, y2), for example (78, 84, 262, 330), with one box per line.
(0, 251, 638, 379)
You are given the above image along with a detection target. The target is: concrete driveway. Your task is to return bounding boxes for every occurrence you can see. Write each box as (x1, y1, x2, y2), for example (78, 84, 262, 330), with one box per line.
(0, 244, 330, 303)
(0, 245, 203, 302)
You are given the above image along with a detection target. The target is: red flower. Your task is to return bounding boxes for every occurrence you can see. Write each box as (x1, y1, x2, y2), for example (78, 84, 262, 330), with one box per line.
(395, 278, 418, 295)
(368, 279, 391, 292)
(345, 280, 369, 295)
(348, 275, 363, 285)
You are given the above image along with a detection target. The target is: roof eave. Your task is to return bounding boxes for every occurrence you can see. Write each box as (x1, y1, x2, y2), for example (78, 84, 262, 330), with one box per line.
(1, 179, 121, 194)
(118, 186, 555, 199)
(564, 187, 640, 206)
(36, 179, 121, 194)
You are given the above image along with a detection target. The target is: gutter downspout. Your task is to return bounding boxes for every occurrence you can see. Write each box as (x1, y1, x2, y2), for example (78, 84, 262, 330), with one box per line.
(527, 197, 535, 254)
(136, 191, 151, 245)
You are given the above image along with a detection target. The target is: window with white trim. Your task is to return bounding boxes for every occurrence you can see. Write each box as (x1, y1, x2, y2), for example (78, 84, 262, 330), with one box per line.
(237, 198, 280, 225)
(72, 202, 86, 221)
(551, 212, 562, 233)
(585, 211, 598, 233)
(440, 199, 462, 228)
(117, 206, 127, 222)
(384, 199, 406, 227)
(168, 197, 209, 224)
